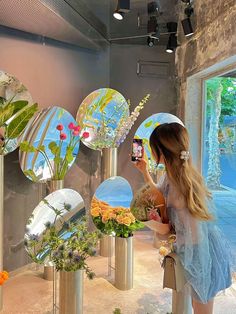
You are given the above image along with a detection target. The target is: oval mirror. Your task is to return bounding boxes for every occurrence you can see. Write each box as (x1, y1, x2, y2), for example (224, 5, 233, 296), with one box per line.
(76, 88, 129, 150)
(90, 176, 133, 233)
(19, 106, 80, 182)
(0, 70, 34, 155)
(24, 188, 85, 264)
(134, 113, 184, 173)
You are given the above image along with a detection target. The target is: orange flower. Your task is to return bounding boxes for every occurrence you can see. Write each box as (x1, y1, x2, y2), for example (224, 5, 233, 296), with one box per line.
(116, 215, 124, 224)
(91, 206, 100, 217)
(122, 216, 132, 226)
(0, 278, 4, 285)
(159, 246, 169, 256)
(2, 271, 9, 280)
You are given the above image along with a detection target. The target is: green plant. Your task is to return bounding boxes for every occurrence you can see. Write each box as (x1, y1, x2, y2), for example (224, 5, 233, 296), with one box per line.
(0, 96, 38, 154)
(113, 309, 122, 314)
(20, 122, 89, 181)
(91, 197, 144, 238)
(25, 203, 101, 278)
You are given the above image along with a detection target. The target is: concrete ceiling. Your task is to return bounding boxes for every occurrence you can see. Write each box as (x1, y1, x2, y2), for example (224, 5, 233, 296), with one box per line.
(109, 0, 178, 46)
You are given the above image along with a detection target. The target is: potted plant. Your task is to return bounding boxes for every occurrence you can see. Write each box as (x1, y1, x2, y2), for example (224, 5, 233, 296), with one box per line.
(20, 122, 89, 183)
(90, 197, 144, 290)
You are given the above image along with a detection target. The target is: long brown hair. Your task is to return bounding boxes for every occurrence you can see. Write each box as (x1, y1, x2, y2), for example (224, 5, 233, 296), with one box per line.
(150, 123, 212, 221)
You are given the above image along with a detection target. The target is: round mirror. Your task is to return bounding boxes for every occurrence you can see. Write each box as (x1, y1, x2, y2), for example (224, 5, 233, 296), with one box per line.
(0, 70, 33, 155)
(76, 88, 129, 150)
(90, 176, 133, 233)
(134, 113, 184, 173)
(24, 188, 85, 264)
(19, 106, 80, 182)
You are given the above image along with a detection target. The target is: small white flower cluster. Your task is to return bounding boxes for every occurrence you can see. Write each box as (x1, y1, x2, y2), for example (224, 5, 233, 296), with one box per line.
(114, 94, 150, 147)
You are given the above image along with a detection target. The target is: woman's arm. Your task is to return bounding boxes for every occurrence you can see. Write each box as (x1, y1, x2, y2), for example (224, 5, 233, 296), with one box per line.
(134, 158, 157, 189)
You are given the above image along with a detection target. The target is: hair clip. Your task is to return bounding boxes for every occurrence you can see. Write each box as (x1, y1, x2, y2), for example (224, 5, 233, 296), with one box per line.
(180, 150, 190, 161)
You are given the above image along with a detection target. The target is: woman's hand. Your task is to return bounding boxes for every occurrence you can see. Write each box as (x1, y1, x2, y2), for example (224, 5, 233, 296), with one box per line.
(134, 158, 148, 174)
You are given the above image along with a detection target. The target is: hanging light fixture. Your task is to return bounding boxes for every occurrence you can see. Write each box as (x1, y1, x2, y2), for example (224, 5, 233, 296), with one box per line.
(181, 1, 194, 36)
(113, 0, 130, 20)
(166, 22, 178, 53)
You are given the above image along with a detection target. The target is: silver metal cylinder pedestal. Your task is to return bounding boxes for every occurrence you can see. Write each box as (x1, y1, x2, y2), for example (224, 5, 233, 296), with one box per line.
(0, 155, 4, 311)
(59, 270, 84, 314)
(115, 236, 133, 290)
(99, 148, 117, 258)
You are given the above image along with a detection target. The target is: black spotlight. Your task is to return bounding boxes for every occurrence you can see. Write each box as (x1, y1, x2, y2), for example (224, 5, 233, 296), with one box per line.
(113, 0, 130, 20)
(147, 36, 155, 47)
(181, 18, 194, 37)
(166, 34, 177, 53)
(181, 3, 194, 36)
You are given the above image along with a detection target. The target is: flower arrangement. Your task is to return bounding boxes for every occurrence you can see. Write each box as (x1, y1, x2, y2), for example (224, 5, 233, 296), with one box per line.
(0, 271, 9, 285)
(20, 122, 89, 181)
(51, 216, 101, 278)
(25, 201, 101, 278)
(114, 94, 150, 147)
(131, 184, 167, 223)
(158, 234, 176, 265)
(90, 197, 144, 238)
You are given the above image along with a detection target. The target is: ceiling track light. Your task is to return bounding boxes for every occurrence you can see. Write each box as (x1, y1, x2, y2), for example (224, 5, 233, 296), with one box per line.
(113, 0, 130, 20)
(166, 22, 178, 53)
(181, 1, 194, 37)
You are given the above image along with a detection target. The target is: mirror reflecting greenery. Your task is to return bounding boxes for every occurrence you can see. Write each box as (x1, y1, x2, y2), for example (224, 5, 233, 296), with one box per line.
(24, 188, 85, 264)
(0, 70, 37, 155)
(76, 88, 129, 150)
(134, 113, 184, 173)
(19, 106, 80, 182)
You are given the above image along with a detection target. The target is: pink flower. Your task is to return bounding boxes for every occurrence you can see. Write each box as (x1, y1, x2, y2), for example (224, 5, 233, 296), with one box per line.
(72, 131, 80, 136)
(82, 132, 89, 139)
(74, 126, 81, 132)
(56, 124, 63, 131)
(68, 122, 75, 130)
(60, 133, 67, 140)
(148, 209, 161, 222)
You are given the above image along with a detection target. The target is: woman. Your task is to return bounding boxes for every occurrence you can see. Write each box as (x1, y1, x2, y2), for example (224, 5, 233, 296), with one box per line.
(135, 123, 232, 314)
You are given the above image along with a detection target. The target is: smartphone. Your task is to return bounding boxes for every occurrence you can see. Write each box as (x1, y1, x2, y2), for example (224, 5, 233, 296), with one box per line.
(131, 139, 143, 161)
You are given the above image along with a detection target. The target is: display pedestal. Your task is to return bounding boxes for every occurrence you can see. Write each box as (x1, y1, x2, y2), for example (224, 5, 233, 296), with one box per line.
(0, 155, 4, 311)
(44, 179, 64, 281)
(99, 148, 117, 258)
(115, 236, 133, 290)
(59, 270, 84, 314)
(100, 235, 114, 257)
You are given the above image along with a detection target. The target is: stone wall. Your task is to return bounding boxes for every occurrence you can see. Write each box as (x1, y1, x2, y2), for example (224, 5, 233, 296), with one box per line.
(176, 0, 236, 119)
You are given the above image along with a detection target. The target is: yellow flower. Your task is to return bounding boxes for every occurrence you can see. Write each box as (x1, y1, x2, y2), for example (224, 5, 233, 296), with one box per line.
(122, 216, 132, 226)
(91, 206, 100, 217)
(159, 246, 169, 256)
(116, 215, 124, 224)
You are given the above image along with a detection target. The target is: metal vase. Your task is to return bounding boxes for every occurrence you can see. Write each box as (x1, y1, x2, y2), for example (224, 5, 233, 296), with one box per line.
(115, 236, 133, 290)
(0, 155, 4, 311)
(59, 270, 84, 314)
(44, 179, 64, 281)
(99, 148, 117, 257)
(99, 235, 114, 257)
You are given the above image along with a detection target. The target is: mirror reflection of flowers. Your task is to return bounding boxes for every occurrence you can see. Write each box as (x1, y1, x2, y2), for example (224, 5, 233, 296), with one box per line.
(91, 197, 144, 238)
(20, 122, 89, 181)
(0, 270, 9, 285)
(25, 202, 101, 278)
(131, 185, 167, 223)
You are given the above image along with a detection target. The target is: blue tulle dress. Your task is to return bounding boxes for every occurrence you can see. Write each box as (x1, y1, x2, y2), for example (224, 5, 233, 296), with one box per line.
(159, 176, 233, 304)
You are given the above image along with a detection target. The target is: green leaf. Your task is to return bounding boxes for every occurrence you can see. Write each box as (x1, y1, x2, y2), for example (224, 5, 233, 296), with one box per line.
(7, 103, 38, 139)
(0, 103, 14, 126)
(24, 169, 38, 181)
(48, 141, 59, 155)
(65, 147, 74, 163)
(11, 100, 29, 115)
(38, 145, 45, 152)
(144, 120, 153, 128)
(54, 156, 62, 165)
(19, 141, 36, 153)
